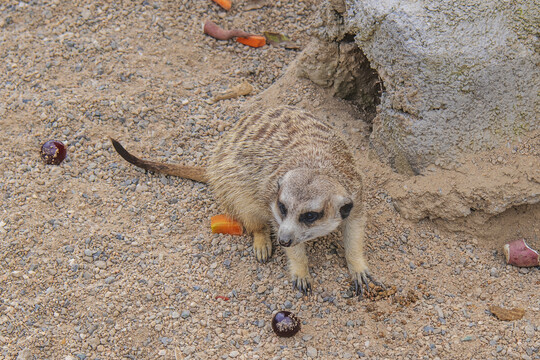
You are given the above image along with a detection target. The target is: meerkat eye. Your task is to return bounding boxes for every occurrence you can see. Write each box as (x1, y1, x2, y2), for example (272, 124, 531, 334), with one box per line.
(278, 201, 287, 217)
(340, 202, 353, 219)
(299, 211, 323, 225)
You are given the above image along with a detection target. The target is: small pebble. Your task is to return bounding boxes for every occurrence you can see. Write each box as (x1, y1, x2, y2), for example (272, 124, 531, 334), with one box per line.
(524, 324, 535, 337)
(94, 260, 107, 269)
(306, 347, 317, 358)
(434, 305, 444, 319)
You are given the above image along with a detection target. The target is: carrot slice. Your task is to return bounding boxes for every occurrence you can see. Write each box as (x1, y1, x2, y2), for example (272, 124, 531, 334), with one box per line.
(236, 35, 266, 48)
(211, 214, 243, 235)
(212, 0, 232, 10)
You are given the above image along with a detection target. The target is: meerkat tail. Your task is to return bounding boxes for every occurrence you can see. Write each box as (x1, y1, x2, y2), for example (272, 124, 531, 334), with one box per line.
(110, 138, 208, 183)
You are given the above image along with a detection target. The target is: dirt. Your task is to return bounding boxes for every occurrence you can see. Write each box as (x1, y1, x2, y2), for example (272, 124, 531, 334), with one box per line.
(0, 1, 538, 360)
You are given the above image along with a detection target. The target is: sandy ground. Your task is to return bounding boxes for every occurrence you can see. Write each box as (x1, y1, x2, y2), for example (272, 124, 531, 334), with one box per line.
(0, 1, 538, 359)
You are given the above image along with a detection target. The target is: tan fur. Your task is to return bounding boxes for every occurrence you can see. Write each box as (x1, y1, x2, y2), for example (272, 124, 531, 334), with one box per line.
(111, 106, 379, 295)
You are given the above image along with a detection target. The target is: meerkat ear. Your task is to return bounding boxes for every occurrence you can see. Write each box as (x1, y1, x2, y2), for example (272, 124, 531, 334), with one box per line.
(339, 201, 354, 219)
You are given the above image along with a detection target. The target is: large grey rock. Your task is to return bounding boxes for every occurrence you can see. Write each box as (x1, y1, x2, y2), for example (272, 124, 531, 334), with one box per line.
(304, 0, 539, 174)
(351, 0, 539, 173)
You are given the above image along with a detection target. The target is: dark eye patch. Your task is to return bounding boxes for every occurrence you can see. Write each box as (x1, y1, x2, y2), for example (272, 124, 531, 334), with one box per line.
(278, 201, 287, 217)
(340, 202, 353, 219)
(299, 211, 324, 225)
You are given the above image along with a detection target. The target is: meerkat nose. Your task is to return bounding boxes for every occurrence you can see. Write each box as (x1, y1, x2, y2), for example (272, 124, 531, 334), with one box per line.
(278, 237, 293, 247)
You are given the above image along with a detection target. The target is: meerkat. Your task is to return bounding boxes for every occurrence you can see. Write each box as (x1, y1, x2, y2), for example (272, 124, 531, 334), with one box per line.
(111, 106, 381, 296)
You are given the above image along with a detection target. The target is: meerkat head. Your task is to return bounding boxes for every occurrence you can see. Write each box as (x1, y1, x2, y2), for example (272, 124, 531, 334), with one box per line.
(270, 168, 354, 248)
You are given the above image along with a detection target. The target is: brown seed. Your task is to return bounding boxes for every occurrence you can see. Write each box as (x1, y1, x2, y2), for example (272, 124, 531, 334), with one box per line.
(40, 140, 67, 165)
(271, 311, 301, 337)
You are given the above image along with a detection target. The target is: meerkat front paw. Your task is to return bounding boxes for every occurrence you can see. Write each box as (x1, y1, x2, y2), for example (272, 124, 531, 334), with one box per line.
(350, 269, 384, 298)
(284, 244, 311, 295)
(253, 231, 272, 262)
(292, 273, 312, 295)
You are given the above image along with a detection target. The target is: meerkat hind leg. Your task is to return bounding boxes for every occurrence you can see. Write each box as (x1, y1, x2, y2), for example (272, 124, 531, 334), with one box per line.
(342, 216, 384, 298)
(284, 243, 311, 295)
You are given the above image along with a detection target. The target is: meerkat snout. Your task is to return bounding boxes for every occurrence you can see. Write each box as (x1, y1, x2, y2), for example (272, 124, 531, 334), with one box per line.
(271, 169, 354, 247)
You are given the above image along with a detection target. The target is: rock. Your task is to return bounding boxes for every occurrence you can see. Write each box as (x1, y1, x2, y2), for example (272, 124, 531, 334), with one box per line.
(301, 0, 538, 174)
(434, 305, 444, 319)
(524, 324, 535, 337)
(94, 260, 107, 269)
(357, 0, 537, 173)
(423, 325, 435, 335)
(386, 155, 540, 221)
(16, 348, 32, 360)
(307, 346, 318, 358)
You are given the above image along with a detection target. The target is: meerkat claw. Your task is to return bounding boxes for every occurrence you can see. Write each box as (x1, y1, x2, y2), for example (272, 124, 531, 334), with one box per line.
(366, 271, 385, 289)
(254, 245, 272, 263)
(292, 277, 312, 295)
(354, 279, 364, 298)
(354, 270, 384, 298)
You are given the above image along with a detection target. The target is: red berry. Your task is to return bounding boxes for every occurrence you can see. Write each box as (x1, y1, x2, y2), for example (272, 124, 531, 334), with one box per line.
(40, 140, 67, 165)
(271, 311, 301, 337)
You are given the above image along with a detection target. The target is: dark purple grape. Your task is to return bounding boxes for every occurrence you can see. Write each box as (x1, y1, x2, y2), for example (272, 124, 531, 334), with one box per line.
(40, 140, 67, 165)
(271, 311, 301, 337)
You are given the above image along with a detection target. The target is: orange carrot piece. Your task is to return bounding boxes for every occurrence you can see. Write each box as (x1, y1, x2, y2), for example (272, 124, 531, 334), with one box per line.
(212, 0, 232, 11)
(211, 214, 243, 236)
(236, 35, 266, 48)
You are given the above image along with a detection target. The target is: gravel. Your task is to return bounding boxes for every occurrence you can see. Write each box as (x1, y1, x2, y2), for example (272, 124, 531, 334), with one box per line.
(1, 0, 539, 359)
